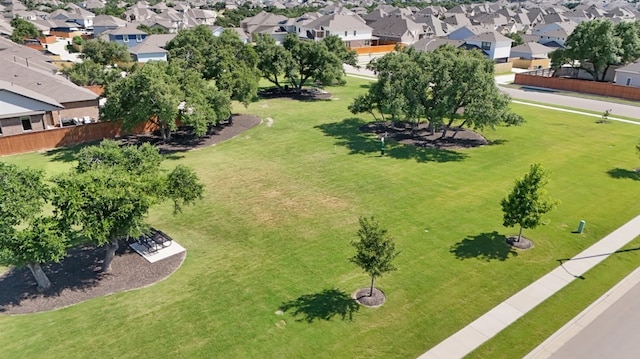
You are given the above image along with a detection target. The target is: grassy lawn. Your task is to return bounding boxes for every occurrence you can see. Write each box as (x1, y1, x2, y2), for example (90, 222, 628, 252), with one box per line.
(1, 77, 639, 358)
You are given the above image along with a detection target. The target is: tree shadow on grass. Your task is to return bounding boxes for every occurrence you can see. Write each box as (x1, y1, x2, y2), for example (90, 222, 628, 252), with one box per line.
(315, 118, 466, 163)
(279, 288, 360, 323)
(607, 168, 639, 181)
(43, 142, 94, 163)
(450, 231, 518, 261)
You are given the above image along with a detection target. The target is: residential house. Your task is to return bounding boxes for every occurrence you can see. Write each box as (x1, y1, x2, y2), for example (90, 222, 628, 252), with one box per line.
(614, 62, 640, 88)
(510, 41, 554, 60)
(370, 14, 427, 45)
(412, 14, 448, 37)
(240, 11, 288, 43)
(0, 80, 63, 136)
(0, 43, 99, 133)
(107, 25, 147, 48)
(463, 31, 512, 62)
(298, 12, 375, 48)
(93, 15, 127, 36)
(531, 21, 577, 47)
(185, 8, 217, 26)
(410, 37, 465, 52)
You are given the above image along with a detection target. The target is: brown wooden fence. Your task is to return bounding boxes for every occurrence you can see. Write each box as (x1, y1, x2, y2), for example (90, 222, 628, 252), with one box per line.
(0, 121, 159, 157)
(514, 73, 640, 101)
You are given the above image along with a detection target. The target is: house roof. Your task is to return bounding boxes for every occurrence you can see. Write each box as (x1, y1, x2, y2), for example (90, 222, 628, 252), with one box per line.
(0, 57, 98, 104)
(468, 31, 512, 43)
(370, 14, 424, 39)
(93, 14, 127, 27)
(304, 13, 371, 32)
(141, 34, 176, 48)
(0, 79, 63, 110)
(109, 24, 147, 35)
(510, 41, 554, 54)
(128, 41, 167, 55)
(615, 61, 640, 74)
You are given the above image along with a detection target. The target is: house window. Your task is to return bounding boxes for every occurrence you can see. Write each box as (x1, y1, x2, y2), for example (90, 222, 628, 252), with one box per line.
(353, 31, 356, 36)
(481, 41, 491, 50)
(21, 117, 32, 131)
(136, 34, 143, 42)
(298, 28, 300, 33)
(344, 31, 347, 37)
(627, 78, 632, 86)
(0, 124, 3, 135)
(123, 35, 129, 43)
(364, 40, 370, 46)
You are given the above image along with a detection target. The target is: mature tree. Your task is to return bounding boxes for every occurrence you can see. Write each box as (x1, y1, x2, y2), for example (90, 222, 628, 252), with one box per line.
(53, 140, 204, 272)
(504, 32, 524, 46)
(283, 33, 345, 93)
(81, 39, 131, 66)
(323, 34, 358, 67)
(0, 163, 67, 290)
(101, 61, 230, 140)
(552, 19, 640, 81)
(254, 33, 294, 89)
(350, 46, 523, 137)
(501, 163, 557, 243)
(62, 60, 119, 86)
(10, 17, 39, 44)
(350, 216, 399, 297)
(166, 26, 259, 105)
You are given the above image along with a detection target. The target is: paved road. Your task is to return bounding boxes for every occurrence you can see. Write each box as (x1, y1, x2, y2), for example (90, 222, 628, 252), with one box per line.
(344, 65, 640, 120)
(549, 280, 640, 359)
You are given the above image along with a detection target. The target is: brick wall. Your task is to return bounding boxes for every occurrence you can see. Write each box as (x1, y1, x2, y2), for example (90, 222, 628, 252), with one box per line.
(514, 74, 640, 101)
(58, 100, 100, 124)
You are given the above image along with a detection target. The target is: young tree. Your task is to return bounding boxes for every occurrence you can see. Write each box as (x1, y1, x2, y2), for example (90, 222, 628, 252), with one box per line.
(501, 163, 557, 243)
(0, 163, 67, 290)
(53, 140, 204, 272)
(10, 18, 39, 44)
(350, 216, 399, 297)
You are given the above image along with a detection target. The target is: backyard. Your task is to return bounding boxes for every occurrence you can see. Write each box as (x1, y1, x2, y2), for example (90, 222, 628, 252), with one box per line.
(1, 77, 640, 358)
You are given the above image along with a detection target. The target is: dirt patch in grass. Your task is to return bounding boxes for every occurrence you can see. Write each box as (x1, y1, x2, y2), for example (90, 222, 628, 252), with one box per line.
(361, 122, 489, 150)
(0, 239, 185, 315)
(353, 287, 386, 307)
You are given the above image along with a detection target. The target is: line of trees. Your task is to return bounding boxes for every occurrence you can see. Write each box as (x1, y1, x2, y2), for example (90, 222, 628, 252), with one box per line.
(349, 46, 524, 138)
(0, 140, 204, 289)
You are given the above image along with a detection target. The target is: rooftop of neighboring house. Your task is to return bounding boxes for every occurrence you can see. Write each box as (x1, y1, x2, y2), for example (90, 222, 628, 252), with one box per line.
(467, 31, 512, 43)
(410, 37, 465, 52)
(304, 12, 371, 31)
(0, 79, 64, 115)
(616, 61, 640, 73)
(128, 41, 167, 55)
(0, 57, 98, 104)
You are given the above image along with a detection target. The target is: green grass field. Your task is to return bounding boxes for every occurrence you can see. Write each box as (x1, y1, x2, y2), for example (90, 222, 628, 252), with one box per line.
(1, 78, 640, 358)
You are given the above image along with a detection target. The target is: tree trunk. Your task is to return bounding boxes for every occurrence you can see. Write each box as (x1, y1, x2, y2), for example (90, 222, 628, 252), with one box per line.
(102, 238, 119, 272)
(451, 120, 468, 139)
(517, 225, 523, 243)
(369, 276, 375, 297)
(27, 263, 51, 290)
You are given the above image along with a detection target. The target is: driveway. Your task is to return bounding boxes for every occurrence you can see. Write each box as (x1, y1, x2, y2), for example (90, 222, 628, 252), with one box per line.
(46, 39, 82, 63)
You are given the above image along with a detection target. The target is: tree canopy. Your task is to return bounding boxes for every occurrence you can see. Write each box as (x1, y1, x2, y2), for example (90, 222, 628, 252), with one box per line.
(165, 26, 260, 105)
(81, 39, 132, 66)
(350, 216, 399, 297)
(53, 140, 204, 272)
(501, 163, 557, 243)
(349, 46, 523, 137)
(62, 60, 119, 86)
(0, 163, 67, 289)
(10, 17, 39, 44)
(551, 19, 640, 81)
(100, 61, 231, 140)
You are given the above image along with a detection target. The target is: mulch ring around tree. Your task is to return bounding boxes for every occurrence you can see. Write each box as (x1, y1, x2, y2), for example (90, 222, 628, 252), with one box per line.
(360, 121, 489, 150)
(119, 114, 262, 153)
(506, 236, 534, 250)
(258, 87, 333, 101)
(0, 239, 185, 315)
(353, 287, 386, 308)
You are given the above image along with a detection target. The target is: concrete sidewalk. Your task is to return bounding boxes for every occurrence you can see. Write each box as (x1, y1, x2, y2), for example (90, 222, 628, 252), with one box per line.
(418, 214, 640, 359)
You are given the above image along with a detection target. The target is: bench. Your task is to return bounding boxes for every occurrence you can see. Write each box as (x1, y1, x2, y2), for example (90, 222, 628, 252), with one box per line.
(137, 227, 172, 253)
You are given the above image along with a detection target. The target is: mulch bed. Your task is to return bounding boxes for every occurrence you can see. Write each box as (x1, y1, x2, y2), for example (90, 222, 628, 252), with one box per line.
(0, 240, 185, 315)
(506, 236, 534, 250)
(258, 87, 333, 101)
(353, 287, 386, 307)
(119, 114, 262, 153)
(0, 116, 267, 315)
(361, 122, 489, 149)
